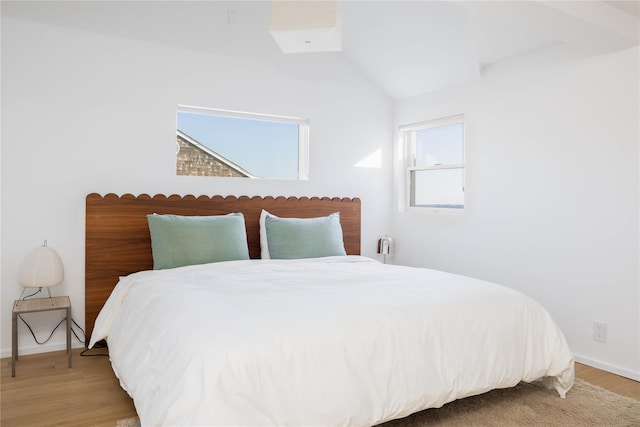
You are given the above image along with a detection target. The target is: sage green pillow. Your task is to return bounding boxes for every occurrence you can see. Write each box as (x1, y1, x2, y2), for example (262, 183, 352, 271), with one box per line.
(265, 212, 346, 259)
(147, 213, 249, 270)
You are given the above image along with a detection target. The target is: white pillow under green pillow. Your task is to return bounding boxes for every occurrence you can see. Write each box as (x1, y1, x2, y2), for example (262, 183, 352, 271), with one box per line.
(264, 211, 347, 259)
(259, 209, 275, 259)
(147, 213, 249, 270)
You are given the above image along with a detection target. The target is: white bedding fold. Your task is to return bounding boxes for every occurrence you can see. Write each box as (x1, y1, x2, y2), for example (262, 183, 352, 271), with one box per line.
(91, 256, 574, 426)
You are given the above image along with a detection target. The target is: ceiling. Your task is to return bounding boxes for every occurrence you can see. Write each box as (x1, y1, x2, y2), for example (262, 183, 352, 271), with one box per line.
(340, 0, 639, 98)
(4, 0, 639, 100)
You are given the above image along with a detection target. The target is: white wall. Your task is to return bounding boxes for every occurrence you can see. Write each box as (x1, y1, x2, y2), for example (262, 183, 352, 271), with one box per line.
(0, 3, 393, 357)
(3, 2, 637, 381)
(393, 46, 639, 379)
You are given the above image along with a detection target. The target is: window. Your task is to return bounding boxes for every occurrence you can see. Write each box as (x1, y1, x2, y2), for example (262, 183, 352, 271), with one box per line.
(401, 114, 465, 211)
(176, 105, 309, 180)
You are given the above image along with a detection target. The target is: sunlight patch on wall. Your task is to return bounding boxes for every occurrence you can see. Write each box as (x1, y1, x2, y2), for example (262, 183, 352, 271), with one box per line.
(354, 148, 382, 168)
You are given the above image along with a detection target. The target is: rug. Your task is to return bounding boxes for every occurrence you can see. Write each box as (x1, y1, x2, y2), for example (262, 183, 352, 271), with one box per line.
(116, 379, 639, 426)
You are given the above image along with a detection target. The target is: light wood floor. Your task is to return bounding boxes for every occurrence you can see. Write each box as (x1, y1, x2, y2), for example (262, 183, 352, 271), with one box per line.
(1, 349, 638, 426)
(1, 348, 137, 427)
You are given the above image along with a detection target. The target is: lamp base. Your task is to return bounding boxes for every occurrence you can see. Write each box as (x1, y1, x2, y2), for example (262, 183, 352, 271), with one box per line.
(19, 286, 52, 300)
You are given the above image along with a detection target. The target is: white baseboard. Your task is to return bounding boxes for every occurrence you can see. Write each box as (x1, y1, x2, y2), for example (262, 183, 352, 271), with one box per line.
(574, 353, 640, 381)
(1, 342, 85, 359)
(4, 347, 637, 382)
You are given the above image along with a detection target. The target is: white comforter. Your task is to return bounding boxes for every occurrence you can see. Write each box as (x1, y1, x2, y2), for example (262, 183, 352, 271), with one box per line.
(90, 256, 574, 426)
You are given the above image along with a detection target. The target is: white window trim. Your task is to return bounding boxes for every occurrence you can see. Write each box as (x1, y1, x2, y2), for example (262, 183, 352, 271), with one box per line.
(177, 105, 310, 180)
(178, 105, 309, 126)
(400, 114, 465, 214)
(296, 123, 310, 181)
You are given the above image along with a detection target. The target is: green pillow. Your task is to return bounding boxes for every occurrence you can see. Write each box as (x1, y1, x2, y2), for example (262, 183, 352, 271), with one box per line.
(147, 213, 249, 270)
(265, 212, 346, 259)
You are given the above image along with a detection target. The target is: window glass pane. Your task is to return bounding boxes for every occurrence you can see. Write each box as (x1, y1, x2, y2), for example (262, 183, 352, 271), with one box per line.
(177, 110, 302, 179)
(411, 168, 464, 209)
(415, 123, 464, 167)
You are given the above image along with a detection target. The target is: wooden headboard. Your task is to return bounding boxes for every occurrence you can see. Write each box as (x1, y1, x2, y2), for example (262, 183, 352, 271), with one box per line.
(85, 193, 361, 343)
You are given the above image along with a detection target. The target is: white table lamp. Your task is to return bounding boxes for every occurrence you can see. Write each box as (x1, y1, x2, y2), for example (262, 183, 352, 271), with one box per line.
(18, 240, 64, 298)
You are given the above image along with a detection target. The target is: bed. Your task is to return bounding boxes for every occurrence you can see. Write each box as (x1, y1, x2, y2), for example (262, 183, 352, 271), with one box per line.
(86, 193, 574, 426)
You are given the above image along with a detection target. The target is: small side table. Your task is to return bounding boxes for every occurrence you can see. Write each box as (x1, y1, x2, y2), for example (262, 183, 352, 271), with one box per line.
(12, 296, 72, 377)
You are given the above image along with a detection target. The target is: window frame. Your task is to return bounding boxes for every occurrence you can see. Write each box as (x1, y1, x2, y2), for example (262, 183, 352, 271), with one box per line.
(400, 114, 465, 213)
(177, 105, 310, 180)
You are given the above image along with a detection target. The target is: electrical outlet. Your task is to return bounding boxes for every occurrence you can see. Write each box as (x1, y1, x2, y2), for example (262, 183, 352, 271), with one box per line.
(593, 321, 607, 343)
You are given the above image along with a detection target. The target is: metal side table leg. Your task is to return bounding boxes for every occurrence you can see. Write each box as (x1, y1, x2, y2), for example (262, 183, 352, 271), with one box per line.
(66, 306, 72, 368)
(12, 310, 17, 377)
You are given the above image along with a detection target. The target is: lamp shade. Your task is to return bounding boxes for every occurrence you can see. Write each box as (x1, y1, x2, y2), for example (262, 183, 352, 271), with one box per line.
(18, 242, 64, 288)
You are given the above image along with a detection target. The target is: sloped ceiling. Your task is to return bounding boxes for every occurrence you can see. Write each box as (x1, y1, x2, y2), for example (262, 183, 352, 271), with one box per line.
(3, 0, 638, 100)
(341, 1, 482, 99)
(340, 0, 639, 98)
